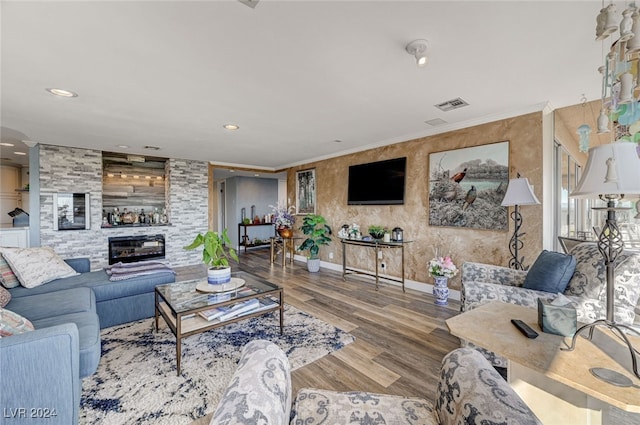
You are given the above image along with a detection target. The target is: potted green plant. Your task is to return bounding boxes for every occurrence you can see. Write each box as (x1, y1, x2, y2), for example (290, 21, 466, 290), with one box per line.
(367, 225, 386, 240)
(299, 214, 332, 272)
(184, 228, 239, 284)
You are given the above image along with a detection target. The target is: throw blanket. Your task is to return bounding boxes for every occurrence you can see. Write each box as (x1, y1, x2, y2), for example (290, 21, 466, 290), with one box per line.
(105, 261, 175, 281)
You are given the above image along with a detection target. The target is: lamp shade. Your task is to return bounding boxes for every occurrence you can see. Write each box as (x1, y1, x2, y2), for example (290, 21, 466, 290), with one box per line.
(501, 178, 541, 206)
(570, 142, 640, 199)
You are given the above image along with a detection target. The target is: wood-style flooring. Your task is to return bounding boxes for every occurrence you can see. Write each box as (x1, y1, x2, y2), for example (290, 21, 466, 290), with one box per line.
(184, 248, 461, 425)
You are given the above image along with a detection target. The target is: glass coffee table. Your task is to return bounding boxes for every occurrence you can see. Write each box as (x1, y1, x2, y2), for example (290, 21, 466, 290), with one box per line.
(154, 270, 283, 375)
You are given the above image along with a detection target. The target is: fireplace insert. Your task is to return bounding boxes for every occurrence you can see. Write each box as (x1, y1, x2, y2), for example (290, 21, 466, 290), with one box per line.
(108, 234, 166, 265)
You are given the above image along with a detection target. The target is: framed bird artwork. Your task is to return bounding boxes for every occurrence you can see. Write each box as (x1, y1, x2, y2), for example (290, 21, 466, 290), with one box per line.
(428, 141, 509, 230)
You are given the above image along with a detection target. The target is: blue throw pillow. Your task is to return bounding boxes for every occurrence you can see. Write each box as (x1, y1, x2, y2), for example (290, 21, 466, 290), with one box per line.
(523, 250, 577, 293)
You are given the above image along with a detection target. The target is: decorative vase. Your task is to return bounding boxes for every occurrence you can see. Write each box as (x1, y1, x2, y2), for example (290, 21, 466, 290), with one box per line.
(277, 227, 293, 238)
(433, 276, 449, 306)
(208, 266, 231, 284)
(307, 258, 321, 273)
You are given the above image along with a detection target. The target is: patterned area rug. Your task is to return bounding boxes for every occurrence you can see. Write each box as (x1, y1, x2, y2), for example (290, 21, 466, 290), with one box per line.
(80, 304, 354, 424)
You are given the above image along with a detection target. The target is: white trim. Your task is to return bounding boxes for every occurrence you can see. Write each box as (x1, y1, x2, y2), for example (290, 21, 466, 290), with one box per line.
(293, 254, 461, 301)
(209, 103, 550, 173)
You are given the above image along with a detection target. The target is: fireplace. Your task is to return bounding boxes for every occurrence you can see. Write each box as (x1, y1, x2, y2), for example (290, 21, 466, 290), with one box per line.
(108, 234, 166, 265)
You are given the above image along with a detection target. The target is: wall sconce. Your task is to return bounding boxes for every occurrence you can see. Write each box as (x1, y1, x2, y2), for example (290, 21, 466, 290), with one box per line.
(405, 39, 429, 68)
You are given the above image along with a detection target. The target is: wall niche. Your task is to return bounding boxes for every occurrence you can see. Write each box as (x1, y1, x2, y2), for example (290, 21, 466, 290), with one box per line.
(102, 152, 168, 219)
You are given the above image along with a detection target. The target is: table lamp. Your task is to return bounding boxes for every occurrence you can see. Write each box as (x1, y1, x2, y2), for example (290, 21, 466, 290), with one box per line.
(501, 174, 540, 270)
(565, 142, 640, 385)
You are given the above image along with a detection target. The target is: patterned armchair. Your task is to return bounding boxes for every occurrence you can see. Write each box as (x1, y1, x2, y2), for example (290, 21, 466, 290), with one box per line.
(461, 242, 640, 366)
(210, 339, 541, 425)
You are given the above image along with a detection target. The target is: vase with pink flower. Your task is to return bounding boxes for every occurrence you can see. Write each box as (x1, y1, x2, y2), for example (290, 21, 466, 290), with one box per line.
(428, 255, 458, 306)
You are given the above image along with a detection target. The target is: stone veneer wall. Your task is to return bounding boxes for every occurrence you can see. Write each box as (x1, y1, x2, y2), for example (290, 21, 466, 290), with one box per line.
(39, 145, 207, 270)
(287, 112, 544, 291)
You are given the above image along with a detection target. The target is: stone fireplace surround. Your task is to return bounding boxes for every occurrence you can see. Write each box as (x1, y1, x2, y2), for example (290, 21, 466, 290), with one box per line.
(37, 145, 208, 270)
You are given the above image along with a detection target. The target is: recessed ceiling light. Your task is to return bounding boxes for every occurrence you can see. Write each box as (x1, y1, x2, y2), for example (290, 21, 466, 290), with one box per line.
(145, 176, 151, 180)
(0, 142, 15, 147)
(121, 174, 127, 178)
(107, 173, 115, 177)
(223, 124, 240, 131)
(14, 151, 27, 156)
(46, 88, 78, 98)
(117, 144, 130, 149)
(133, 175, 140, 179)
(254, 173, 260, 177)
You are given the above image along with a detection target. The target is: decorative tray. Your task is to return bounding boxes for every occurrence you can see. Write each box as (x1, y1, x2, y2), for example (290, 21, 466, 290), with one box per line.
(196, 278, 245, 293)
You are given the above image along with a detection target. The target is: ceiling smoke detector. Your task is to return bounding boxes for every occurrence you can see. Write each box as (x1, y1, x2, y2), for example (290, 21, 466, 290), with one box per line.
(435, 98, 469, 112)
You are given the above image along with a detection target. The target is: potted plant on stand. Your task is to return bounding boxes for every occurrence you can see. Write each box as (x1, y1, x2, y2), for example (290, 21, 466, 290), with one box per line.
(184, 228, 239, 285)
(299, 214, 332, 272)
(428, 254, 458, 306)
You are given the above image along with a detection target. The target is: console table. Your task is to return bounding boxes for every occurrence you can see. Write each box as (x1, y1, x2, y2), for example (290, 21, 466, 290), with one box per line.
(341, 238, 411, 292)
(238, 223, 274, 252)
(446, 302, 640, 424)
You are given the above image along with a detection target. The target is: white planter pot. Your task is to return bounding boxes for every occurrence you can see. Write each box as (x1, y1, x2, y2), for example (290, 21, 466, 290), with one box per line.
(307, 258, 321, 273)
(208, 266, 231, 284)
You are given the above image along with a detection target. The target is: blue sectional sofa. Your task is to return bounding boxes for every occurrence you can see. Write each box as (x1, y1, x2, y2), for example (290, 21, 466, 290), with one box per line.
(0, 258, 175, 424)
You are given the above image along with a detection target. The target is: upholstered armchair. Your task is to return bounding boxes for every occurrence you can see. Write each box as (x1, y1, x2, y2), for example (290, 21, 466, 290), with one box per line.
(209, 339, 542, 425)
(460, 241, 640, 367)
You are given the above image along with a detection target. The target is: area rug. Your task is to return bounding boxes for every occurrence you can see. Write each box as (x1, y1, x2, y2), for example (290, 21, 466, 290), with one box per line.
(80, 304, 354, 425)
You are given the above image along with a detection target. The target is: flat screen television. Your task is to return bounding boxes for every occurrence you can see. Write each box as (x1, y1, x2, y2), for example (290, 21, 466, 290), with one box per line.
(348, 157, 406, 205)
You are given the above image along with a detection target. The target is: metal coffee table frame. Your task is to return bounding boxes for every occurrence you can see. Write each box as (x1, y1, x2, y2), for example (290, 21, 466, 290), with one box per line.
(154, 271, 283, 375)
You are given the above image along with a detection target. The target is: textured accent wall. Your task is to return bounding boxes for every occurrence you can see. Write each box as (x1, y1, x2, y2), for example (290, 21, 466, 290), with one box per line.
(39, 145, 208, 270)
(287, 112, 544, 290)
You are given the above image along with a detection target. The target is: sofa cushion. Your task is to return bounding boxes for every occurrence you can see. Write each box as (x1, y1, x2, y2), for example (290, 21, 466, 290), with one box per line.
(435, 348, 542, 425)
(523, 250, 576, 293)
(0, 247, 78, 288)
(0, 253, 20, 289)
(292, 389, 436, 425)
(0, 307, 34, 337)
(211, 339, 291, 425)
(8, 269, 174, 301)
(32, 311, 100, 378)
(0, 286, 10, 307)
(7, 287, 95, 322)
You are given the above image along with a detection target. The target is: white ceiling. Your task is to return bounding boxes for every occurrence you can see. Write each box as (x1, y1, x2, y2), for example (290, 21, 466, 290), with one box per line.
(1, 1, 609, 171)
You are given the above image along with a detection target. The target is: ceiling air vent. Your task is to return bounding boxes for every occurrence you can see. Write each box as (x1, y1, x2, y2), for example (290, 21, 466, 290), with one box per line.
(425, 118, 447, 126)
(435, 98, 469, 112)
(237, 0, 259, 9)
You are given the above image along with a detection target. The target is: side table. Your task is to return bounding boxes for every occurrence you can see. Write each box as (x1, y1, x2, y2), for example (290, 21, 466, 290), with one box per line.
(270, 236, 303, 267)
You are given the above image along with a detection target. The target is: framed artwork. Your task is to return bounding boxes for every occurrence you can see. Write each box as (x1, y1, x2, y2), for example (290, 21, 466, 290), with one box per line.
(53, 193, 90, 230)
(296, 169, 316, 215)
(428, 141, 509, 230)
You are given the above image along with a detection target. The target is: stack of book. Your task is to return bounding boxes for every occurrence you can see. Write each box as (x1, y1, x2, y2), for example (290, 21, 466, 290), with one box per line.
(198, 297, 277, 322)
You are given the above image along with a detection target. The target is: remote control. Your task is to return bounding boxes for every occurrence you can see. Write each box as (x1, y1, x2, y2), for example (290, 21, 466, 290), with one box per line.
(511, 319, 539, 339)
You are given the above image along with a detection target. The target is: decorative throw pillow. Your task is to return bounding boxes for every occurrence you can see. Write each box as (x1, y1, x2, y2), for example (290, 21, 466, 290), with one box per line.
(566, 243, 633, 298)
(0, 253, 20, 289)
(523, 250, 577, 293)
(0, 307, 34, 337)
(0, 247, 79, 289)
(0, 286, 11, 308)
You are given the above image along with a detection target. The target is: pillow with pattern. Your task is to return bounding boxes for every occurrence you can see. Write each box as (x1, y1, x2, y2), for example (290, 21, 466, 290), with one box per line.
(0, 253, 20, 289)
(0, 307, 34, 337)
(0, 247, 79, 289)
(566, 242, 640, 324)
(0, 286, 11, 307)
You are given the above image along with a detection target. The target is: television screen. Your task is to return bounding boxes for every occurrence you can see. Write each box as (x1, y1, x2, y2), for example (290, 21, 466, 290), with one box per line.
(348, 157, 406, 205)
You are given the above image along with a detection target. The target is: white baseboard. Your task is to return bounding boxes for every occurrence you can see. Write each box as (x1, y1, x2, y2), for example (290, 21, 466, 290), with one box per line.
(292, 254, 461, 301)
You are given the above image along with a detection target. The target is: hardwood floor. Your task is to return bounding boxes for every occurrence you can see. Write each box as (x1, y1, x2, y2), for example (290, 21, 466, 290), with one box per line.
(182, 248, 461, 424)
